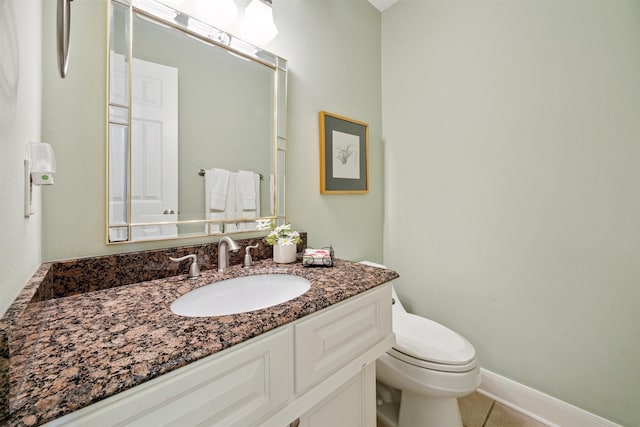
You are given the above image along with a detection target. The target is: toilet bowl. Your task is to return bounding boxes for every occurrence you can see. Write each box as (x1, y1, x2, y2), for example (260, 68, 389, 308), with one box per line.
(360, 261, 481, 427)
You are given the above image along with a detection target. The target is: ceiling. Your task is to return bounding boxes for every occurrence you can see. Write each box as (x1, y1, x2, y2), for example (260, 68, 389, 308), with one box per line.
(368, 0, 400, 12)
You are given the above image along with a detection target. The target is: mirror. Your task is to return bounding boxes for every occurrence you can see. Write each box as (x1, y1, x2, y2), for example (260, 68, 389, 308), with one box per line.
(107, 0, 287, 243)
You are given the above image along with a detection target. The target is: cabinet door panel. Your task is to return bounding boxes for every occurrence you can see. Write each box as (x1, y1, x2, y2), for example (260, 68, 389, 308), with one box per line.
(294, 286, 391, 393)
(306, 377, 362, 427)
(298, 364, 376, 427)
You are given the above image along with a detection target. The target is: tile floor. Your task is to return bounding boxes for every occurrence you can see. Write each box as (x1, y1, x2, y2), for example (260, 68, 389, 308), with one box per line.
(376, 391, 549, 427)
(459, 392, 549, 427)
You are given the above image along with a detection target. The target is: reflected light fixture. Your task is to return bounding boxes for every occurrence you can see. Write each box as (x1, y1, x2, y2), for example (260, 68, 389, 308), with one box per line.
(159, 0, 186, 8)
(193, 0, 238, 30)
(241, 0, 278, 46)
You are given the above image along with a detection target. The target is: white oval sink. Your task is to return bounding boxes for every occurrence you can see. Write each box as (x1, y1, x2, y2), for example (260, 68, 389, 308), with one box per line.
(171, 274, 311, 317)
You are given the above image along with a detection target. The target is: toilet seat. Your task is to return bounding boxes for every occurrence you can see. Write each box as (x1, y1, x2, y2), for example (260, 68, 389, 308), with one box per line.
(391, 312, 477, 372)
(387, 348, 478, 373)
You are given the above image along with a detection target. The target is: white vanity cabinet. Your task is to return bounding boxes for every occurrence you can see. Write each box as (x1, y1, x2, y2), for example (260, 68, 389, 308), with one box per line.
(46, 284, 393, 427)
(295, 364, 376, 427)
(46, 328, 291, 427)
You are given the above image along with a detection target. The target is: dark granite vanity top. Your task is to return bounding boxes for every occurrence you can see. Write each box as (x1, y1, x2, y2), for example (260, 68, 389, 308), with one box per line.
(0, 241, 398, 426)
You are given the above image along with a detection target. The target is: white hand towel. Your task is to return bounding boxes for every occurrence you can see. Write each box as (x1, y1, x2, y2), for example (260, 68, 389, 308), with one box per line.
(204, 169, 215, 214)
(238, 170, 257, 211)
(225, 173, 238, 232)
(236, 171, 262, 230)
(269, 174, 275, 216)
(205, 168, 231, 234)
(254, 172, 261, 218)
(210, 168, 230, 211)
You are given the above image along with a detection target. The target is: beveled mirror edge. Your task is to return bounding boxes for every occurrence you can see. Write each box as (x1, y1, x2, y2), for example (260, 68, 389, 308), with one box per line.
(106, 0, 288, 245)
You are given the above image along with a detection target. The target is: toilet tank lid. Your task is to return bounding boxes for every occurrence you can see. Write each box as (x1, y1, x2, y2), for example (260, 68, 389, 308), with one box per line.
(393, 312, 476, 365)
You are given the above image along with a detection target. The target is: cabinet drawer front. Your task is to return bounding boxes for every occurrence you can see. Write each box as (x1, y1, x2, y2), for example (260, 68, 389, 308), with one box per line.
(48, 329, 290, 427)
(294, 285, 391, 393)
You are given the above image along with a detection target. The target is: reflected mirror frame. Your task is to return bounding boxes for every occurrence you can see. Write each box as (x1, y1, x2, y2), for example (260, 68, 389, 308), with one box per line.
(106, 0, 288, 244)
(107, 0, 131, 243)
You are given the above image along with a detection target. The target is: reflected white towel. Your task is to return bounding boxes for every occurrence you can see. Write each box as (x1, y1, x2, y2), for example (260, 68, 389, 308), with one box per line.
(209, 168, 230, 211)
(236, 171, 261, 230)
(238, 170, 256, 211)
(225, 173, 238, 232)
(269, 174, 275, 216)
(254, 173, 261, 218)
(205, 168, 231, 234)
(205, 169, 261, 233)
(204, 169, 215, 214)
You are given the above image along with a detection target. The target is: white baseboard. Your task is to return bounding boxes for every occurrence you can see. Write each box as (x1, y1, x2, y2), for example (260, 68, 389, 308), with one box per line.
(477, 368, 622, 427)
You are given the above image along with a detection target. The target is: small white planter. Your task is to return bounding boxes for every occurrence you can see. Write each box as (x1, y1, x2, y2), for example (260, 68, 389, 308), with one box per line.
(273, 244, 297, 263)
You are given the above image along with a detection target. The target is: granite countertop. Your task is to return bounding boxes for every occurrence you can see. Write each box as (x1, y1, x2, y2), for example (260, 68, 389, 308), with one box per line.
(4, 258, 398, 426)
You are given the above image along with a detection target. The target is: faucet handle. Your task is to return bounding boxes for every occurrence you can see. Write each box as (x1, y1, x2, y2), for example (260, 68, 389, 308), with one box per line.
(169, 254, 200, 279)
(243, 244, 259, 268)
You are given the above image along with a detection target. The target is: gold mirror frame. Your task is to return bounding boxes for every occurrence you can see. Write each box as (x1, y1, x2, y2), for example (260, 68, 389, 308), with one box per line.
(106, 0, 287, 244)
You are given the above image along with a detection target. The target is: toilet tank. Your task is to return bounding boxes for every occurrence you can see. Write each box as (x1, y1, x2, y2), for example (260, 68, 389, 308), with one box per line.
(359, 261, 406, 313)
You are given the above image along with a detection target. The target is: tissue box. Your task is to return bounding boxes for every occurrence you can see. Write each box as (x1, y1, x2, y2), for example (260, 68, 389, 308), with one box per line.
(302, 246, 334, 267)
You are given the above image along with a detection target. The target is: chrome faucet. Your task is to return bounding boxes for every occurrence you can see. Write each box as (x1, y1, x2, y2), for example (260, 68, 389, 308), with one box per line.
(169, 254, 200, 279)
(243, 243, 259, 268)
(218, 236, 240, 272)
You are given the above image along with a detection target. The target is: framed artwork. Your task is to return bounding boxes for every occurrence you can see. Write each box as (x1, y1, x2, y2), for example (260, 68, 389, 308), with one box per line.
(319, 111, 369, 194)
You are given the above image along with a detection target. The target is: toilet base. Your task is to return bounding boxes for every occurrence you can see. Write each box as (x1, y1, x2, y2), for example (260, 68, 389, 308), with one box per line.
(398, 391, 463, 427)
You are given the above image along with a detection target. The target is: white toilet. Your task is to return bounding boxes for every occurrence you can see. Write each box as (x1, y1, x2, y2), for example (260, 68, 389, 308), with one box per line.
(360, 262, 481, 427)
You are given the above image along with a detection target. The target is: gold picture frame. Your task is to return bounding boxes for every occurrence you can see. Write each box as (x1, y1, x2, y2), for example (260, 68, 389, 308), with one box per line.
(319, 111, 369, 194)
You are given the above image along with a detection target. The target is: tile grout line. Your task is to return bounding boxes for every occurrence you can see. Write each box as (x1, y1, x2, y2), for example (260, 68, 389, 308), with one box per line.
(482, 400, 497, 427)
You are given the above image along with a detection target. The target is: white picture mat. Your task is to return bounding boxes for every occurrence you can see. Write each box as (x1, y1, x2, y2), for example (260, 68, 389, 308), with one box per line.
(331, 130, 360, 179)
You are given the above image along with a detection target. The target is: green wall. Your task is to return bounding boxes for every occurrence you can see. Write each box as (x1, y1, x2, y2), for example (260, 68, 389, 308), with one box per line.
(270, 1, 383, 262)
(41, 0, 113, 259)
(0, 0, 42, 316)
(41, 0, 384, 263)
(381, 1, 640, 425)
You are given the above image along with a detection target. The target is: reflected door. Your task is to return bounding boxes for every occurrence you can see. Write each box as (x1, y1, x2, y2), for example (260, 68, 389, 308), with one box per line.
(131, 58, 178, 240)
